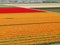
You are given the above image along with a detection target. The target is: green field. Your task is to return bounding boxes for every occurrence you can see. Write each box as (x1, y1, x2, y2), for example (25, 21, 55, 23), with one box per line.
(34, 7, 60, 13)
(0, 4, 17, 8)
(32, 42, 60, 45)
(0, 4, 60, 13)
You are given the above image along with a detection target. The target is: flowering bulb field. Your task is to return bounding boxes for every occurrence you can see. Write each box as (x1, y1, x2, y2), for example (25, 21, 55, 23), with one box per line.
(0, 8, 60, 45)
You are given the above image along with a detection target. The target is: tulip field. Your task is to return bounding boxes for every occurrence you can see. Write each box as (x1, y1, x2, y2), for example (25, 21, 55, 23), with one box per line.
(0, 7, 60, 45)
